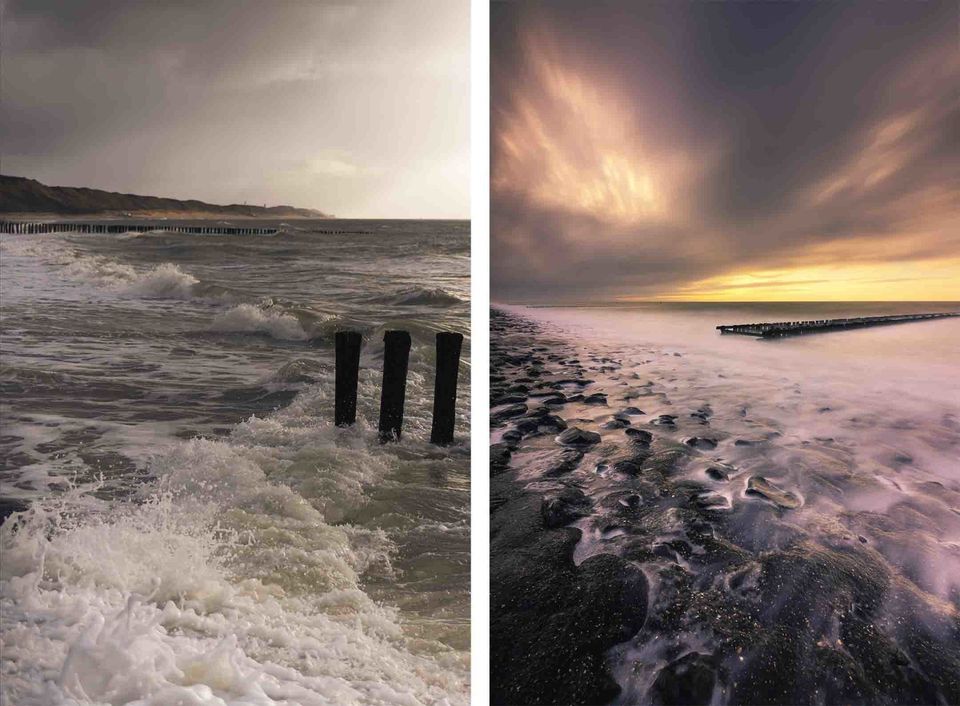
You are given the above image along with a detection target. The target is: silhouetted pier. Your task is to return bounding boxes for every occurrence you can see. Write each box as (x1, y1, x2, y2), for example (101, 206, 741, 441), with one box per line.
(718, 312, 960, 338)
(0, 221, 276, 236)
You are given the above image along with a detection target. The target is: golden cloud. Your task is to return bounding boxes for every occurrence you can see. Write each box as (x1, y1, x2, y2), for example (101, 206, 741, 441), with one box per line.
(493, 31, 706, 229)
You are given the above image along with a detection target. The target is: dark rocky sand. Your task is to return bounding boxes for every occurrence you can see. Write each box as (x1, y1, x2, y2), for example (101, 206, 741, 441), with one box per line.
(490, 309, 960, 706)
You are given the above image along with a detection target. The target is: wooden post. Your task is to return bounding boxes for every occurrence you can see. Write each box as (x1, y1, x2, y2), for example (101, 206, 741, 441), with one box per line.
(430, 332, 463, 445)
(335, 331, 362, 427)
(378, 330, 411, 442)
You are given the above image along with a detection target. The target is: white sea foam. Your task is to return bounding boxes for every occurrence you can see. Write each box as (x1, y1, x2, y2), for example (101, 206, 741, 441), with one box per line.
(209, 304, 308, 341)
(514, 304, 960, 603)
(124, 263, 200, 299)
(60, 256, 199, 300)
(2, 233, 200, 301)
(0, 433, 467, 705)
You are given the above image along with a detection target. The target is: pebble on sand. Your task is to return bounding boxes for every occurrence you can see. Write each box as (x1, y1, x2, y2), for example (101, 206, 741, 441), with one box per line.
(625, 428, 653, 444)
(746, 475, 801, 509)
(685, 436, 719, 450)
(556, 427, 602, 447)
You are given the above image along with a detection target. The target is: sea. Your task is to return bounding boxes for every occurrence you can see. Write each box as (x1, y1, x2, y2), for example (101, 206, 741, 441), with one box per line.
(495, 301, 960, 704)
(0, 219, 471, 705)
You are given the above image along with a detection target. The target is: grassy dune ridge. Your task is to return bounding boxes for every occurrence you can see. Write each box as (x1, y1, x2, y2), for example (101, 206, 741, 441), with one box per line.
(0, 175, 331, 219)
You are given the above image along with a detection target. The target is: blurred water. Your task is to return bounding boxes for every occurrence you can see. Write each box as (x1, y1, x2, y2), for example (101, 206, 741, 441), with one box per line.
(500, 302, 960, 704)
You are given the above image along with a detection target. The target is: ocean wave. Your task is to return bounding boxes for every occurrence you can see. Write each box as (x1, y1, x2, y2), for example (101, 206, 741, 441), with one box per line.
(1, 234, 202, 301)
(0, 434, 467, 705)
(57, 254, 200, 300)
(124, 263, 200, 299)
(372, 288, 464, 307)
(209, 304, 308, 341)
(0, 227, 471, 705)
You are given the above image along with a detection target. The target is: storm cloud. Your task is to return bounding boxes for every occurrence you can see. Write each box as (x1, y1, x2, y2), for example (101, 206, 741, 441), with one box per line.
(491, 1, 959, 301)
(0, 0, 469, 217)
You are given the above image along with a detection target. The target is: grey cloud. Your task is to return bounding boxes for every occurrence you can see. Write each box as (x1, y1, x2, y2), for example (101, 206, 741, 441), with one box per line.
(492, 0, 960, 300)
(1, 0, 469, 217)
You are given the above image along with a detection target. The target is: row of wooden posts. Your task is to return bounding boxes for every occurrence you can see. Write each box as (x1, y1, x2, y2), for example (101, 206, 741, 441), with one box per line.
(0, 221, 277, 236)
(309, 229, 374, 235)
(336, 330, 463, 445)
(717, 312, 960, 338)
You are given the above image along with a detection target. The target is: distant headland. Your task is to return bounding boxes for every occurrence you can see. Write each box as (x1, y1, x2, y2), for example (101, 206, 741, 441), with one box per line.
(0, 175, 332, 219)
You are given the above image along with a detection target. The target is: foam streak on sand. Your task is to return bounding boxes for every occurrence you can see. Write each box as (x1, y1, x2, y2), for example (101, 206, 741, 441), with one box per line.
(490, 306, 960, 706)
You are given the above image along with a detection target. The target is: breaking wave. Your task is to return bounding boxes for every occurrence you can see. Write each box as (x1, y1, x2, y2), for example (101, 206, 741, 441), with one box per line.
(59, 255, 200, 300)
(372, 288, 464, 307)
(209, 304, 309, 341)
(1, 235, 202, 302)
(124, 263, 200, 299)
(0, 413, 466, 705)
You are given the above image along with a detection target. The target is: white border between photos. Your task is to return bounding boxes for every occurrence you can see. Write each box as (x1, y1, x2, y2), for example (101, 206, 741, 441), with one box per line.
(470, 0, 490, 702)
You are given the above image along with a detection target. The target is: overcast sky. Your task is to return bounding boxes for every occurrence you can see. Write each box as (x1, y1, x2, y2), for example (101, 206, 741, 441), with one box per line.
(492, 1, 959, 302)
(1, 0, 469, 218)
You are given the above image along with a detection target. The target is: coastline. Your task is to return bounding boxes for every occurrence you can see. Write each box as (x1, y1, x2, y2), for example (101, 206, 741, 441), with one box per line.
(490, 309, 649, 705)
(489, 306, 960, 706)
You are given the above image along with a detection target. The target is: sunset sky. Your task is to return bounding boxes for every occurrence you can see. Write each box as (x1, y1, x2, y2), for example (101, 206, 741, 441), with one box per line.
(1, 0, 469, 218)
(491, 1, 959, 302)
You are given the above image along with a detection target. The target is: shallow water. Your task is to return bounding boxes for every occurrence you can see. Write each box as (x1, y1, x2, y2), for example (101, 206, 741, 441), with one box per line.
(0, 220, 470, 705)
(494, 303, 960, 704)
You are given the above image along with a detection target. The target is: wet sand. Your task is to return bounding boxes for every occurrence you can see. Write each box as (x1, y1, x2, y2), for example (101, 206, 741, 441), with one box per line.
(490, 308, 960, 706)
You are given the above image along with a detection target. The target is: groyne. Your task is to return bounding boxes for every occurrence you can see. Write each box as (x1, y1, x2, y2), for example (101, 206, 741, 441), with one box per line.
(717, 312, 959, 338)
(0, 221, 277, 235)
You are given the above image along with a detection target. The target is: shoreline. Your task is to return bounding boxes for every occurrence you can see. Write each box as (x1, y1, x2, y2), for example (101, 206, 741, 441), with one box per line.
(489, 307, 960, 706)
(490, 309, 649, 705)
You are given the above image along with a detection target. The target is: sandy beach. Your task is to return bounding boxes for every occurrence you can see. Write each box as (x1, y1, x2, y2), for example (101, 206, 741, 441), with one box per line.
(490, 306, 960, 705)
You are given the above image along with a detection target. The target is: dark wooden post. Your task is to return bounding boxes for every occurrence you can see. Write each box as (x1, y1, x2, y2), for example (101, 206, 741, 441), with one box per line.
(430, 332, 464, 445)
(335, 331, 362, 427)
(378, 330, 411, 442)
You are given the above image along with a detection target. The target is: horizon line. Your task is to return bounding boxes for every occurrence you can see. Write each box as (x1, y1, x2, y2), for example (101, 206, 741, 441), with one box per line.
(494, 300, 960, 307)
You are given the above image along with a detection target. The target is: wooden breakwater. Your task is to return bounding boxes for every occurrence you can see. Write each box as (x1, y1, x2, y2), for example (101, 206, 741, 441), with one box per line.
(717, 312, 960, 338)
(0, 221, 277, 235)
(308, 228, 375, 235)
(335, 330, 464, 445)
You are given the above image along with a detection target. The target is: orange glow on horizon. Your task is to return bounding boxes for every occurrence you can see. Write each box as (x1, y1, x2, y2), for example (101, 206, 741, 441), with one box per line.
(639, 258, 960, 302)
